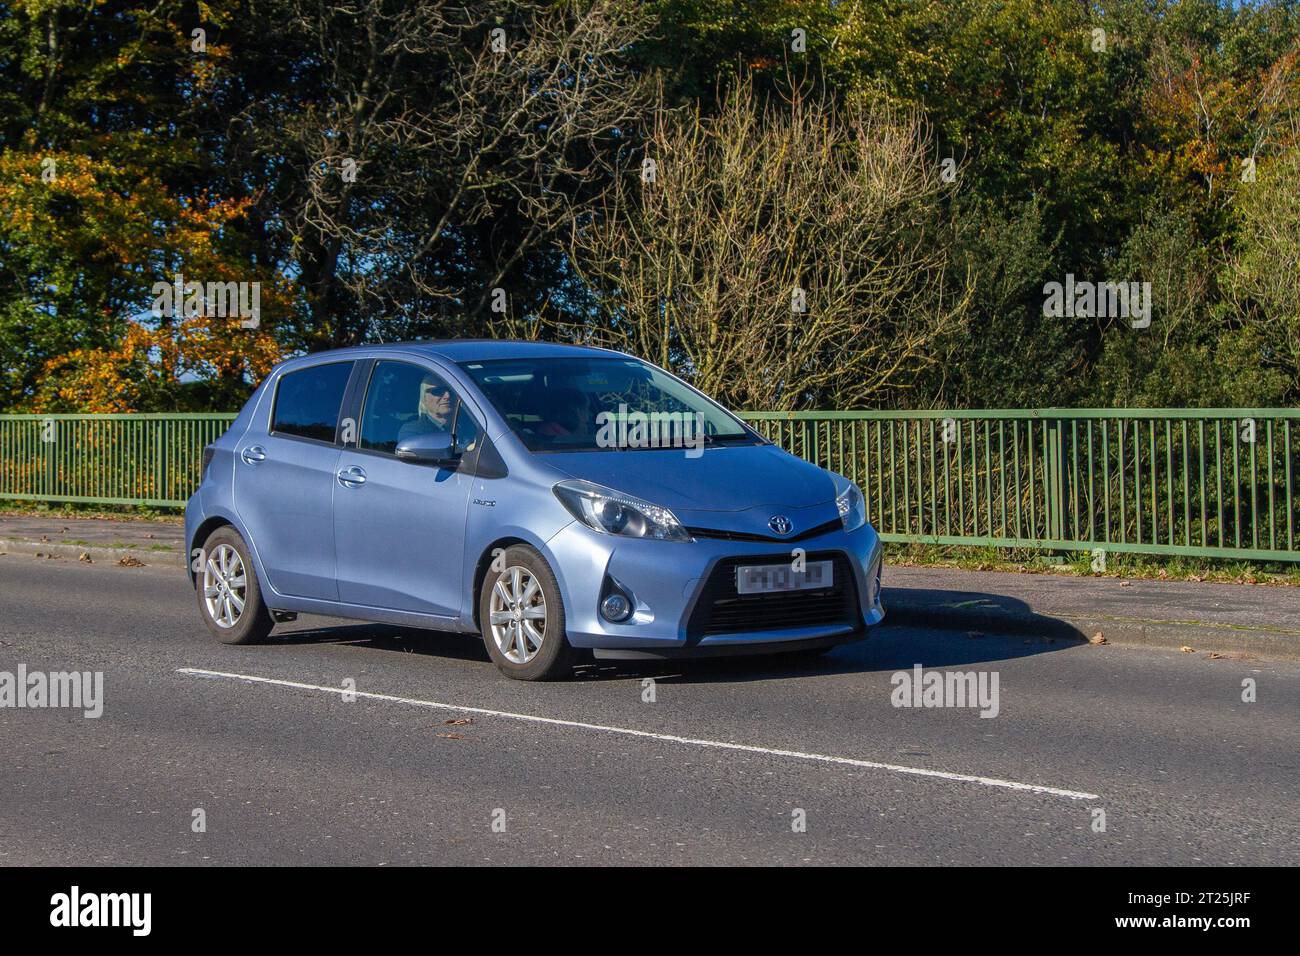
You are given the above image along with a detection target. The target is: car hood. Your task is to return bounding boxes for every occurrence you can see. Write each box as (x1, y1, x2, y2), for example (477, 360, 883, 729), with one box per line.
(545, 442, 838, 514)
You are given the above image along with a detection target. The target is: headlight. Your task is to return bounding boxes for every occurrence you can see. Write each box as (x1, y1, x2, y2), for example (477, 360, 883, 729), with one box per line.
(553, 479, 693, 542)
(834, 477, 867, 533)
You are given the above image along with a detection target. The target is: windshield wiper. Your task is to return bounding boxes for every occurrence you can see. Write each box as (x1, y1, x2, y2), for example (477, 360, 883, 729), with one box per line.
(700, 432, 758, 445)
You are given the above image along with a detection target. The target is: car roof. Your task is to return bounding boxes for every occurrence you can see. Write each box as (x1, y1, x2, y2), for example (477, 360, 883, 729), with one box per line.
(282, 339, 625, 366)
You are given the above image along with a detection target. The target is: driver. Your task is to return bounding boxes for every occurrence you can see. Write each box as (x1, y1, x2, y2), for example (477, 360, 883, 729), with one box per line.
(398, 374, 453, 442)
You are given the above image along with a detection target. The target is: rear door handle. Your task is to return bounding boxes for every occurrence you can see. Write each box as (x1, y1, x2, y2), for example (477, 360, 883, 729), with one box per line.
(240, 445, 267, 464)
(337, 466, 367, 487)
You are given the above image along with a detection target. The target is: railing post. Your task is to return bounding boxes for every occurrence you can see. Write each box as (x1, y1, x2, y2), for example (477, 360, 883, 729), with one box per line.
(43, 418, 56, 498)
(153, 422, 164, 502)
(1045, 417, 1066, 542)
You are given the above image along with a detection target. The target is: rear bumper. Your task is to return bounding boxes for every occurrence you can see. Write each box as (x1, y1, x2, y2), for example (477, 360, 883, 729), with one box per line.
(545, 519, 885, 654)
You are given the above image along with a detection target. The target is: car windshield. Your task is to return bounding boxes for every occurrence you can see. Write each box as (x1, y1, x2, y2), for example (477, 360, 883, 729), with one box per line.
(459, 357, 758, 452)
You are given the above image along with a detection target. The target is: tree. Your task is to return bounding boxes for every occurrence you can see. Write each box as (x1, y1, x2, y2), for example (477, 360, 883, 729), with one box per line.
(1222, 134, 1300, 401)
(211, 0, 653, 350)
(560, 78, 970, 410)
(0, 0, 285, 411)
(919, 196, 1069, 409)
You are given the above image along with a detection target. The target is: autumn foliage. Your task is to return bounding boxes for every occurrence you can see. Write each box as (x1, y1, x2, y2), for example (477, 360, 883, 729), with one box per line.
(3, 0, 1300, 412)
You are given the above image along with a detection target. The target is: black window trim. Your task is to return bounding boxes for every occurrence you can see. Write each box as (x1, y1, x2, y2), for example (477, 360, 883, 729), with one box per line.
(352, 358, 484, 465)
(267, 359, 358, 448)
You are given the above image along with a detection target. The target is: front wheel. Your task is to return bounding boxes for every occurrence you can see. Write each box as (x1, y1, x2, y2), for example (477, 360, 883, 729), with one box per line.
(479, 545, 575, 681)
(196, 526, 274, 645)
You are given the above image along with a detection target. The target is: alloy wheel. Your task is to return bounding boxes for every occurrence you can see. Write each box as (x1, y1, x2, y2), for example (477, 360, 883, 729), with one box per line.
(488, 565, 547, 664)
(203, 543, 247, 629)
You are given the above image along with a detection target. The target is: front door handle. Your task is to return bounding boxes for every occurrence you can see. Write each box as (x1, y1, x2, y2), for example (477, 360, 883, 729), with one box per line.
(337, 466, 367, 487)
(240, 445, 267, 465)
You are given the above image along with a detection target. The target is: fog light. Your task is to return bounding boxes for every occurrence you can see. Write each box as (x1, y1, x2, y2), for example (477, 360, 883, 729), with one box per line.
(600, 592, 633, 623)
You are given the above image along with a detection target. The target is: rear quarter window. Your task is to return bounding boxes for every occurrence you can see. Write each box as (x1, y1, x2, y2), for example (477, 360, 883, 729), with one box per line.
(271, 362, 353, 442)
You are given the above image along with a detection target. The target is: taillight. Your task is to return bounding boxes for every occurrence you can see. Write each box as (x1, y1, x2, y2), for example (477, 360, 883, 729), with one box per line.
(201, 445, 216, 482)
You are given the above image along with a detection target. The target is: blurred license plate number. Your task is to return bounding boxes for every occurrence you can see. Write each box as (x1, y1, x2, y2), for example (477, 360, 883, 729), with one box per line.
(736, 560, 833, 595)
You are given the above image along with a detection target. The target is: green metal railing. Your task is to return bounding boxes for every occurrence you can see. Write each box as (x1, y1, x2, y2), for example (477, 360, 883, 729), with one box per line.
(742, 410, 1300, 562)
(0, 413, 236, 507)
(3, 409, 1299, 561)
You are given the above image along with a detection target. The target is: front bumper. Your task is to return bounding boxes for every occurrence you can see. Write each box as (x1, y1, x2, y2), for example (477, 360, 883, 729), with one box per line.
(545, 519, 884, 655)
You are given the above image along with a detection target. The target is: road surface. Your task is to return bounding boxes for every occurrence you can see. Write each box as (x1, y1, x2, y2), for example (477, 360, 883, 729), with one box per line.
(1, 553, 1296, 865)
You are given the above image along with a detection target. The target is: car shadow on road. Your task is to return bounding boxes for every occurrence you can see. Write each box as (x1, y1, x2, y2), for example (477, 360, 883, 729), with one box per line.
(265, 589, 1086, 685)
(576, 628, 1083, 686)
(271, 621, 492, 663)
(584, 587, 1087, 684)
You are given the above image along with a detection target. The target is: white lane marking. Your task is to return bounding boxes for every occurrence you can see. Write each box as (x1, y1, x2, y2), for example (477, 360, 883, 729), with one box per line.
(177, 667, 1101, 801)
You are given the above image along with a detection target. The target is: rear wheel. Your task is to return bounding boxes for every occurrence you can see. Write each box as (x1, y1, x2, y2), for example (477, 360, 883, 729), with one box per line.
(479, 545, 575, 681)
(196, 526, 274, 645)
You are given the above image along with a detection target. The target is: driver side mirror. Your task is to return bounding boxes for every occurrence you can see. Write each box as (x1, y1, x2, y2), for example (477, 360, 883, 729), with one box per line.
(395, 432, 461, 468)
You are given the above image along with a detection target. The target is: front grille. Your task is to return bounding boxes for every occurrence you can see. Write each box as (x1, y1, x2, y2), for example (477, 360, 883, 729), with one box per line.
(685, 518, 842, 543)
(686, 551, 860, 639)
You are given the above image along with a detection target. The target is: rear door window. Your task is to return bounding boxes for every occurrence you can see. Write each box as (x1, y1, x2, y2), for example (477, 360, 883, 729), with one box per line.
(271, 362, 354, 443)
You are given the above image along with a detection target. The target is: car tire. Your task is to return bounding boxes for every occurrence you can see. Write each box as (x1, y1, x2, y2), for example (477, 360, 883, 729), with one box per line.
(479, 545, 575, 681)
(196, 526, 274, 645)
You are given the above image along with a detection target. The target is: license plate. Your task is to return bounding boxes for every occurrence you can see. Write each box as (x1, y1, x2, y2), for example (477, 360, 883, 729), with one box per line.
(735, 560, 833, 595)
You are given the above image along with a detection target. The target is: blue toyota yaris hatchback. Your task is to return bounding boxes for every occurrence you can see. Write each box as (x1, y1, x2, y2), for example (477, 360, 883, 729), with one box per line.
(185, 341, 884, 680)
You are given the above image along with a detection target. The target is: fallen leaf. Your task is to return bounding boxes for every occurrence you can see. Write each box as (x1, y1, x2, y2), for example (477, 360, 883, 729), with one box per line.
(435, 732, 464, 740)
(443, 717, 473, 726)
(1208, 652, 1223, 660)
(118, 555, 145, 567)
(1089, 632, 1108, 645)
(1179, 645, 1195, 653)
(1119, 581, 1131, 587)
(78, 552, 91, 563)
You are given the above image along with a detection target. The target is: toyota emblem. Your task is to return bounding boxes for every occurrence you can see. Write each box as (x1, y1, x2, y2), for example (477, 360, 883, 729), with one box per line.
(768, 515, 793, 535)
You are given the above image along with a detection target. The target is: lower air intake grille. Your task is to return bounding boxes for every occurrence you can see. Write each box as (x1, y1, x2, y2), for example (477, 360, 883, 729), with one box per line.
(686, 551, 860, 639)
